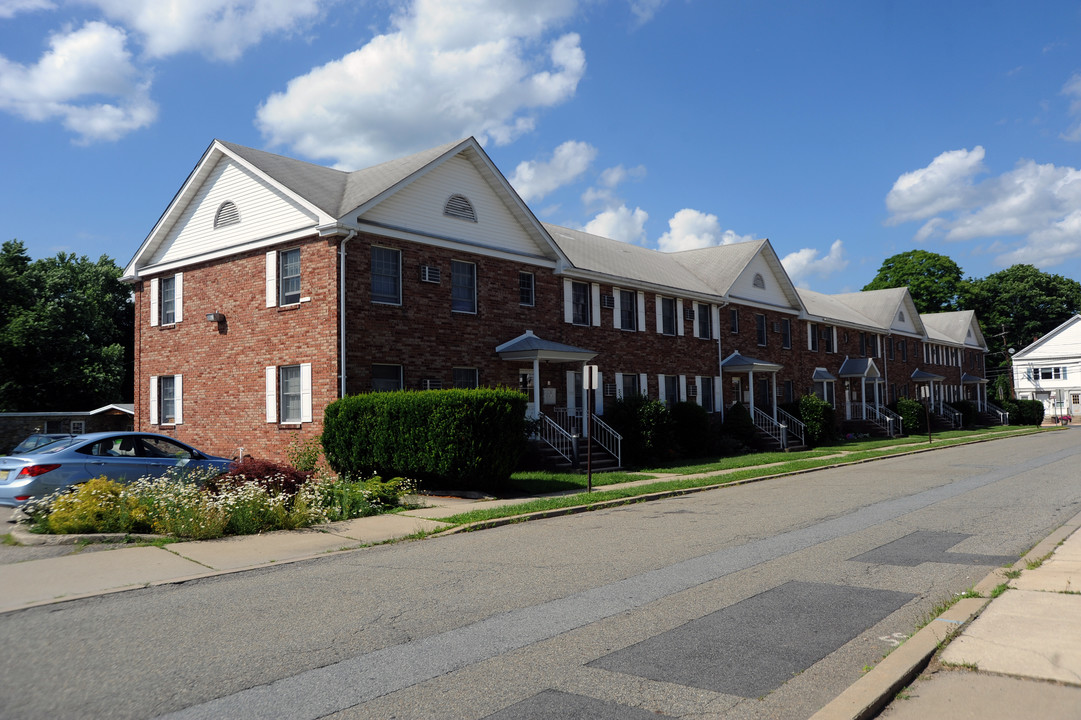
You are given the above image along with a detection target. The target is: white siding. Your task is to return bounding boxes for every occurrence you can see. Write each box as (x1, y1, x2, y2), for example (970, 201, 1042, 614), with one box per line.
(729, 254, 794, 308)
(362, 156, 552, 258)
(151, 157, 319, 266)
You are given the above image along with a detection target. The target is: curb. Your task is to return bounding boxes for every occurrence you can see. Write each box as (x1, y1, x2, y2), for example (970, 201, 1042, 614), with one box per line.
(809, 506, 1081, 720)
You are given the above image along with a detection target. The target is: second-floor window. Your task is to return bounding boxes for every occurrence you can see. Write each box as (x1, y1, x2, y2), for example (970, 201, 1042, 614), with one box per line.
(151, 273, 182, 326)
(823, 325, 835, 353)
(756, 314, 767, 346)
(572, 281, 591, 325)
(660, 297, 676, 336)
(519, 272, 534, 306)
(279, 249, 301, 305)
(730, 308, 739, 333)
(160, 276, 176, 325)
(619, 289, 637, 331)
(371, 247, 401, 305)
(160, 375, 176, 424)
(697, 303, 712, 339)
(781, 318, 791, 349)
(451, 260, 476, 313)
(809, 322, 819, 351)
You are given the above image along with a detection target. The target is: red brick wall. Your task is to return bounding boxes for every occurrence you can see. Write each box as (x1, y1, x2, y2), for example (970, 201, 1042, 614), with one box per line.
(135, 235, 338, 461)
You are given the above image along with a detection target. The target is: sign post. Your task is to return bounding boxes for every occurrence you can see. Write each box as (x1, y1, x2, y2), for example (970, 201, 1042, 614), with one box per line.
(584, 365, 599, 492)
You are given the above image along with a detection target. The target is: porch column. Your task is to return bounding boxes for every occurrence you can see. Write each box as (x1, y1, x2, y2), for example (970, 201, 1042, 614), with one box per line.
(861, 378, 867, 419)
(771, 373, 778, 422)
(532, 357, 541, 419)
(874, 379, 881, 409)
(748, 370, 756, 415)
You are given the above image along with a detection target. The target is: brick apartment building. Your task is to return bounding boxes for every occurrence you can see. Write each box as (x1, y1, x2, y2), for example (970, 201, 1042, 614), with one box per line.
(122, 137, 990, 462)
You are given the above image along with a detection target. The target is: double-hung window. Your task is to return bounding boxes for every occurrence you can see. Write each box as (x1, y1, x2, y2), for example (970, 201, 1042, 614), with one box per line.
(451, 261, 476, 313)
(809, 322, 820, 351)
(697, 303, 712, 339)
(372, 364, 403, 392)
(453, 367, 479, 388)
(149, 374, 182, 425)
(150, 273, 182, 326)
(572, 281, 591, 325)
(371, 247, 402, 304)
(730, 308, 739, 334)
(756, 314, 767, 346)
(621, 373, 640, 398)
(265, 364, 311, 424)
(519, 272, 534, 306)
(699, 377, 715, 412)
(781, 318, 791, 349)
(619, 289, 637, 331)
(278, 249, 301, 305)
(660, 297, 676, 336)
(823, 325, 835, 353)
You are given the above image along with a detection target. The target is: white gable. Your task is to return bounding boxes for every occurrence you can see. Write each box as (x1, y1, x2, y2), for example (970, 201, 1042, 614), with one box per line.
(1017, 317, 1081, 360)
(889, 302, 920, 335)
(728, 253, 797, 310)
(149, 157, 320, 266)
(360, 155, 549, 258)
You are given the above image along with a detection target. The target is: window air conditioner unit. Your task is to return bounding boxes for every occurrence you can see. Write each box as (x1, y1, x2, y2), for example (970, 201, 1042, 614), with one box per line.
(600, 294, 615, 309)
(688, 384, 698, 397)
(420, 265, 441, 283)
(683, 307, 695, 321)
(603, 382, 617, 397)
(421, 379, 442, 390)
(772, 322, 781, 332)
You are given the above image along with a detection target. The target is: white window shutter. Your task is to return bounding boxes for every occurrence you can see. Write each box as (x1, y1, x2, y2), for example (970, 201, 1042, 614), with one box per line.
(174, 273, 184, 323)
(594, 371, 603, 414)
(149, 278, 159, 327)
(657, 374, 665, 401)
(174, 374, 183, 425)
(300, 363, 313, 423)
(612, 287, 621, 328)
(676, 299, 685, 336)
(565, 370, 576, 411)
(591, 284, 601, 327)
(265, 366, 277, 423)
(563, 279, 573, 324)
(149, 376, 158, 425)
(655, 296, 663, 333)
(695, 377, 703, 406)
(692, 305, 700, 339)
(714, 376, 722, 412)
(711, 305, 720, 340)
(614, 372, 624, 399)
(637, 292, 646, 333)
(679, 375, 687, 401)
(639, 373, 648, 397)
(266, 252, 277, 308)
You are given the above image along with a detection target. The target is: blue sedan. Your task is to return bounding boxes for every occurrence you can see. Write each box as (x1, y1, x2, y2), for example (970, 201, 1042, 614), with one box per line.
(0, 432, 233, 507)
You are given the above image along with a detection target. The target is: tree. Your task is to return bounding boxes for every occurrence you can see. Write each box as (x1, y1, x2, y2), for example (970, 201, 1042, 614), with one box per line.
(0, 242, 133, 412)
(863, 250, 966, 313)
(963, 264, 1081, 357)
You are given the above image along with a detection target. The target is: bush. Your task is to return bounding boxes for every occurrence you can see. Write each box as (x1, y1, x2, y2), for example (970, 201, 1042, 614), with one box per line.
(1000, 399, 1045, 426)
(797, 395, 835, 446)
(894, 397, 925, 434)
(671, 401, 710, 457)
(322, 388, 528, 489)
(722, 401, 756, 445)
(952, 400, 978, 427)
(205, 458, 311, 496)
(604, 395, 674, 466)
(41, 477, 138, 534)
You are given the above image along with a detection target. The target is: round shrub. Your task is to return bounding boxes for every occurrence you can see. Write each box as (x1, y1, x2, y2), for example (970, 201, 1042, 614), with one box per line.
(797, 395, 836, 446)
(671, 401, 710, 457)
(894, 397, 926, 434)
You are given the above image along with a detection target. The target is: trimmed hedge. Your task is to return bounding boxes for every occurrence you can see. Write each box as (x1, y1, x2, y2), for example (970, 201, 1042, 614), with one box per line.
(894, 397, 925, 434)
(605, 395, 674, 465)
(322, 388, 528, 488)
(1000, 398, 1046, 426)
(797, 394, 835, 446)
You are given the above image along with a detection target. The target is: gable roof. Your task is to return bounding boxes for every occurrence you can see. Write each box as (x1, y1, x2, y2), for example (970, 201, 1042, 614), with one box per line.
(1011, 314, 1081, 360)
(921, 310, 987, 348)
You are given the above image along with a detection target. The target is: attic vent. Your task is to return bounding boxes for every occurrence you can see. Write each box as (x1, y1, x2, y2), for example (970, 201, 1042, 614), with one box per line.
(600, 294, 615, 309)
(752, 273, 765, 289)
(421, 265, 441, 283)
(967, 329, 972, 338)
(214, 201, 240, 228)
(898, 310, 905, 322)
(443, 194, 477, 222)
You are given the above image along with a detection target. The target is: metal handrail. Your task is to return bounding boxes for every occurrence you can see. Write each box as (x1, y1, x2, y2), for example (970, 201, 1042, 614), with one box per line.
(777, 408, 805, 447)
(553, 406, 583, 434)
(590, 414, 622, 468)
(753, 407, 787, 449)
(860, 403, 901, 437)
(930, 400, 962, 428)
(537, 413, 575, 465)
(985, 400, 1009, 425)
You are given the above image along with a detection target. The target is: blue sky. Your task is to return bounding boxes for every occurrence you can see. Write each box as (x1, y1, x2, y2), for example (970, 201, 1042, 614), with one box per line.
(3, 0, 1081, 294)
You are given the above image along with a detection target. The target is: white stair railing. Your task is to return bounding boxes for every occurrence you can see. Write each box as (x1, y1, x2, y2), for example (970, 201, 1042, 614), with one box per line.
(985, 400, 1009, 425)
(753, 407, 788, 449)
(860, 403, 901, 437)
(777, 408, 805, 447)
(590, 414, 622, 468)
(537, 413, 575, 465)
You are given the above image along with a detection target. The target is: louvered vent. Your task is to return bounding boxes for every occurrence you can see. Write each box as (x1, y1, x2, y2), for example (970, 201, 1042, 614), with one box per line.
(421, 379, 442, 390)
(772, 322, 781, 332)
(443, 194, 477, 222)
(600, 294, 615, 309)
(688, 384, 698, 397)
(683, 307, 695, 321)
(752, 273, 765, 289)
(603, 382, 617, 397)
(421, 265, 441, 283)
(214, 201, 240, 228)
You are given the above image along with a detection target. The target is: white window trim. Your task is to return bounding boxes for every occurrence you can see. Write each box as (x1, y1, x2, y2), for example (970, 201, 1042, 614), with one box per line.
(149, 375, 158, 424)
(174, 273, 184, 323)
(150, 278, 159, 327)
(451, 260, 477, 314)
(563, 279, 574, 324)
(639, 373, 648, 397)
(676, 299, 685, 336)
(655, 296, 663, 334)
(266, 364, 312, 424)
(266, 251, 277, 308)
(612, 286, 622, 329)
(614, 372, 624, 399)
(591, 283, 601, 327)
(636, 291, 646, 333)
(149, 374, 182, 425)
(678, 374, 687, 401)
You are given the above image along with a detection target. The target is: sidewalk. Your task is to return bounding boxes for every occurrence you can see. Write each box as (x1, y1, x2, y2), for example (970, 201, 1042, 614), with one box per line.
(814, 508, 1081, 720)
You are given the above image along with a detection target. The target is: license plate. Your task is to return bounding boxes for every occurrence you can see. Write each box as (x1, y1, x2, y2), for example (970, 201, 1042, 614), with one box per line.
(0, 470, 7, 481)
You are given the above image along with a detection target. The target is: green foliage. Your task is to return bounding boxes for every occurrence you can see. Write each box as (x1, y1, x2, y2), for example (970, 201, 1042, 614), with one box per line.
(670, 401, 710, 457)
(322, 388, 528, 489)
(894, 397, 925, 434)
(863, 250, 965, 313)
(722, 401, 756, 445)
(0, 240, 133, 411)
(286, 434, 323, 472)
(797, 395, 835, 446)
(605, 394, 674, 465)
(1000, 399, 1045, 426)
(42, 477, 139, 534)
(951, 400, 978, 427)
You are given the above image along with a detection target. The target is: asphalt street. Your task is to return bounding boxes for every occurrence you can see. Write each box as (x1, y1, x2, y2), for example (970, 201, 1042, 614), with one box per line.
(1, 430, 1079, 719)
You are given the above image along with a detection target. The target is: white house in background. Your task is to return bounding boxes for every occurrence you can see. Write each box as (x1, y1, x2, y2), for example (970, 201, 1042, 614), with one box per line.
(1012, 314, 1081, 419)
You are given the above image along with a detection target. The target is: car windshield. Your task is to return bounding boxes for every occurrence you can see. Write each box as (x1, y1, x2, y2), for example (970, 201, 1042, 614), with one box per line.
(12, 435, 64, 453)
(32, 437, 83, 454)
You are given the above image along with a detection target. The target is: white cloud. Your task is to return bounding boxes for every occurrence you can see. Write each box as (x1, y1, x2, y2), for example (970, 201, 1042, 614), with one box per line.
(80, 0, 325, 61)
(582, 163, 646, 207)
(887, 146, 1081, 269)
(0, 0, 53, 19)
(628, 0, 668, 25)
(0, 21, 156, 142)
(509, 140, 596, 202)
(583, 205, 648, 244)
(885, 146, 985, 223)
(256, 0, 586, 168)
(781, 240, 848, 287)
(657, 208, 757, 252)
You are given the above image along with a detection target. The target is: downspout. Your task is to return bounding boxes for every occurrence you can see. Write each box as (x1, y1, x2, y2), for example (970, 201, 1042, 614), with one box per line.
(339, 230, 357, 398)
(717, 301, 729, 423)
